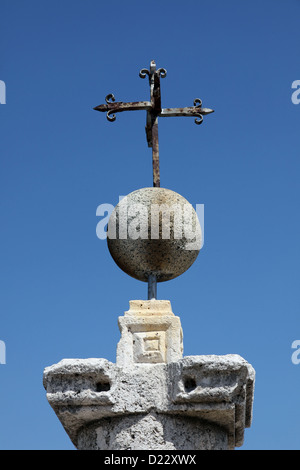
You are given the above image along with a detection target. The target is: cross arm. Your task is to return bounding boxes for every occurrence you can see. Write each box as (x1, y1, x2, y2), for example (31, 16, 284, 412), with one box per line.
(94, 94, 151, 122)
(159, 99, 214, 125)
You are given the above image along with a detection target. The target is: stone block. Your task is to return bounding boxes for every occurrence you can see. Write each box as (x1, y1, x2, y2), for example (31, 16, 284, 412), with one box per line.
(116, 300, 183, 367)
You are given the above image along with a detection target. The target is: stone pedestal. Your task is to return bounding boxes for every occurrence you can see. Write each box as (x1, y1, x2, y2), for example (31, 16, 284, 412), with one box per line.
(43, 301, 255, 450)
(116, 300, 183, 367)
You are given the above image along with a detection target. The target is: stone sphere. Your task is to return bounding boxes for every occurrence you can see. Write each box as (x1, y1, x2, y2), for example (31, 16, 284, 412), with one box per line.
(107, 187, 202, 283)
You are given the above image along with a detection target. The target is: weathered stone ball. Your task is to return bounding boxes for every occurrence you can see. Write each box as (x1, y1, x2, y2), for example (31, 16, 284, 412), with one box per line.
(107, 187, 202, 282)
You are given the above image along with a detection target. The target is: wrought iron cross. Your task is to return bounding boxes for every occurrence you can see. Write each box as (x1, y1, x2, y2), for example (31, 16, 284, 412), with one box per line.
(94, 60, 214, 187)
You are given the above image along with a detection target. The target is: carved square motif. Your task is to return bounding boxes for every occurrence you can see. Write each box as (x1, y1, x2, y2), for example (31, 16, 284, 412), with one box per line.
(133, 331, 166, 363)
(144, 338, 159, 351)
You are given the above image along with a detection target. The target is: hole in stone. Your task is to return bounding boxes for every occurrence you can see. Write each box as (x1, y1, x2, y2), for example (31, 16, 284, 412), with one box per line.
(96, 381, 110, 392)
(184, 377, 197, 392)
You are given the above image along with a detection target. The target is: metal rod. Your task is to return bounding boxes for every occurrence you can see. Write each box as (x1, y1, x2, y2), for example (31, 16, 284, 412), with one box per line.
(151, 116, 160, 187)
(148, 274, 157, 300)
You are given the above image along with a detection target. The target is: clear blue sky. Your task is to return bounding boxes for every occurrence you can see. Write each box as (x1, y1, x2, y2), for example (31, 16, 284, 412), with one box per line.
(0, 0, 300, 450)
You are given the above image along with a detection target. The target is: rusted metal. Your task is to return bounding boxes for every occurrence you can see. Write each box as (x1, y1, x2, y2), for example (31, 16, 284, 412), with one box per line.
(144, 60, 163, 186)
(93, 96, 151, 122)
(151, 116, 160, 187)
(94, 60, 214, 187)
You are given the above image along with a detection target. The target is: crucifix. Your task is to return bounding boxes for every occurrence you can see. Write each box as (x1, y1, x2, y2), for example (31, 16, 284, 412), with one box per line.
(94, 60, 214, 188)
(94, 60, 214, 300)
